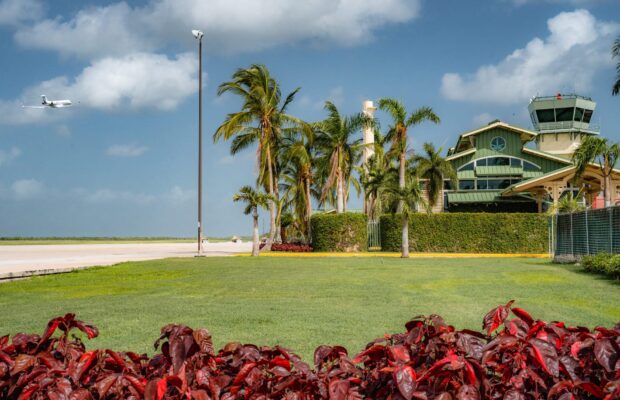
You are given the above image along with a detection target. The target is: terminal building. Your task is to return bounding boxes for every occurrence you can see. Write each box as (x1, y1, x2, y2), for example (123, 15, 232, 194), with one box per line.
(433, 94, 620, 213)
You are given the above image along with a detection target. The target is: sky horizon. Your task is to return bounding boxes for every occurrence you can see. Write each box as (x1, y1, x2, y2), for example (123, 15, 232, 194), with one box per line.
(1, 0, 619, 237)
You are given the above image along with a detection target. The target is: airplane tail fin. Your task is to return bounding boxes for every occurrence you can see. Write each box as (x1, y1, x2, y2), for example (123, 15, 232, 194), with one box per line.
(41, 95, 47, 104)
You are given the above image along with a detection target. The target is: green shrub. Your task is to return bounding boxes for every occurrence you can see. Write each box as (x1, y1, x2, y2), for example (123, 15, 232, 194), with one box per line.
(380, 213, 548, 253)
(310, 212, 368, 252)
(582, 252, 620, 278)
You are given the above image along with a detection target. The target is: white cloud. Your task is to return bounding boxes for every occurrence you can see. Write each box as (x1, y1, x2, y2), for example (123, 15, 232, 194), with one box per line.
(511, 0, 607, 5)
(11, 179, 43, 200)
(0, 52, 198, 125)
(14, 0, 420, 58)
(441, 9, 619, 104)
(165, 186, 195, 204)
(55, 125, 71, 137)
(78, 188, 156, 204)
(106, 144, 148, 157)
(0, 0, 43, 27)
(0, 147, 21, 166)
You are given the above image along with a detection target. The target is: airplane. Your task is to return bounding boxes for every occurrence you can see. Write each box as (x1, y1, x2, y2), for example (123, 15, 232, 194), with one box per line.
(22, 95, 73, 109)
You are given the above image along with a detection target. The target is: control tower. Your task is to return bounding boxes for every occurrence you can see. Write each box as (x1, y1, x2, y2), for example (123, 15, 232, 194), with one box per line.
(528, 94, 598, 158)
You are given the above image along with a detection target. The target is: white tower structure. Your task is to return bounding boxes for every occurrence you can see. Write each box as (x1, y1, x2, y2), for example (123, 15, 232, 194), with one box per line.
(362, 100, 376, 164)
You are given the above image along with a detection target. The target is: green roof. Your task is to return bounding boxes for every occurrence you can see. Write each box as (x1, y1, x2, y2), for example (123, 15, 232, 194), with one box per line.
(457, 170, 475, 179)
(475, 166, 523, 176)
(447, 191, 502, 203)
(522, 171, 545, 179)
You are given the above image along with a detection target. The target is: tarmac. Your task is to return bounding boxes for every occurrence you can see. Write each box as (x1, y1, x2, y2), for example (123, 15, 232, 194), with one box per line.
(0, 241, 252, 280)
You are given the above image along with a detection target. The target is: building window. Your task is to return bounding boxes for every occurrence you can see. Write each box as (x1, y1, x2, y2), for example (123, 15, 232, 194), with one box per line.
(477, 180, 488, 190)
(510, 158, 522, 167)
(487, 179, 512, 190)
(459, 180, 475, 190)
(458, 162, 474, 171)
(488, 156, 510, 166)
(583, 109, 593, 123)
(536, 109, 555, 123)
(574, 108, 584, 122)
(523, 161, 541, 171)
(491, 136, 506, 152)
(555, 107, 574, 122)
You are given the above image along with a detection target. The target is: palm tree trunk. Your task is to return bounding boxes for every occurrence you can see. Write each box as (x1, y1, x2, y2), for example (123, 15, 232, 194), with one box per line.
(252, 208, 260, 257)
(604, 173, 612, 208)
(398, 151, 405, 213)
(337, 171, 344, 213)
(264, 144, 276, 251)
(401, 213, 409, 258)
(274, 175, 282, 243)
(305, 176, 312, 242)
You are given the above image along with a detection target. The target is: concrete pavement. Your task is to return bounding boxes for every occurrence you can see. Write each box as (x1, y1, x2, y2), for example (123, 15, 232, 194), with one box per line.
(0, 242, 252, 280)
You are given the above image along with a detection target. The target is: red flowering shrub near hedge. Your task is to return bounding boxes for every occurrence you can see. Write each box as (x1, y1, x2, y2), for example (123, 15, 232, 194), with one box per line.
(259, 243, 313, 252)
(1, 302, 619, 399)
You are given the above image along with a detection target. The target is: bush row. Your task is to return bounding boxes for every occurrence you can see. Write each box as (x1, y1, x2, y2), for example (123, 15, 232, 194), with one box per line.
(260, 243, 313, 252)
(2, 303, 619, 399)
(380, 213, 549, 253)
(310, 212, 367, 252)
(582, 252, 620, 278)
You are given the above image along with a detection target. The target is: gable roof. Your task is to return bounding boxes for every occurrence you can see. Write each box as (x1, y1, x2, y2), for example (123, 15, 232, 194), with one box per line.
(454, 121, 537, 153)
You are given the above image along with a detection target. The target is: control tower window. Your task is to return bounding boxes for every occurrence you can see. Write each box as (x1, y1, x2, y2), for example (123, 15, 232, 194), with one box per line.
(583, 109, 593, 123)
(555, 107, 574, 122)
(536, 109, 554, 123)
(574, 108, 584, 122)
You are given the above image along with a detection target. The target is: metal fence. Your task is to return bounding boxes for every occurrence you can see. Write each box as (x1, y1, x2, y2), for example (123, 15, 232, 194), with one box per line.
(368, 220, 381, 249)
(552, 206, 620, 258)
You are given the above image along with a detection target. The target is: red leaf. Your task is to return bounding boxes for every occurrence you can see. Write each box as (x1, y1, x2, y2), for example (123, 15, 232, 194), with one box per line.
(394, 366, 416, 400)
(482, 301, 514, 335)
(510, 307, 534, 326)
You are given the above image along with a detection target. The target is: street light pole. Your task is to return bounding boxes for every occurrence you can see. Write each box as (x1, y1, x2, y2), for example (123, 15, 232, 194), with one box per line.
(193, 29, 204, 255)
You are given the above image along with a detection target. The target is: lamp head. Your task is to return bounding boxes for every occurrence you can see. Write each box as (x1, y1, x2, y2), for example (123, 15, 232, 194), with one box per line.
(192, 30, 204, 40)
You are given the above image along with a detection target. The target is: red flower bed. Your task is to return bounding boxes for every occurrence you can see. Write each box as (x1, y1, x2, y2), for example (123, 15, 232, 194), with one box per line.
(259, 243, 313, 252)
(1, 302, 619, 399)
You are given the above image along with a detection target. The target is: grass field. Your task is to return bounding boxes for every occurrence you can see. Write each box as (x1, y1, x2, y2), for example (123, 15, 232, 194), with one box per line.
(0, 256, 618, 360)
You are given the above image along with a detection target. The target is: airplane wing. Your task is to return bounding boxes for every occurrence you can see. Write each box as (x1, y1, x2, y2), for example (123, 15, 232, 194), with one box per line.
(21, 105, 47, 109)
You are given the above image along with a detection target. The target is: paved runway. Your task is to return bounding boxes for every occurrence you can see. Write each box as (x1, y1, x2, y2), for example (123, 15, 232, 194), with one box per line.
(0, 242, 252, 279)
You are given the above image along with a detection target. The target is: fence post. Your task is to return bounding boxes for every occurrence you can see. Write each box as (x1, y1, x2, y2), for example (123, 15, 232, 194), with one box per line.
(585, 208, 589, 255)
(610, 207, 613, 253)
(570, 212, 574, 257)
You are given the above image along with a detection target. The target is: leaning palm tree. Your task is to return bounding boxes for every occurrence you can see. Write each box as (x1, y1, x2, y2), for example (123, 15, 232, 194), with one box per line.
(572, 136, 620, 207)
(613, 36, 620, 95)
(381, 177, 427, 258)
(314, 101, 368, 213)
(413, 142, 457, 209)
(378, 98, 440, 212)
(214, 64, 301, 251)
(233, 186, 274, 256)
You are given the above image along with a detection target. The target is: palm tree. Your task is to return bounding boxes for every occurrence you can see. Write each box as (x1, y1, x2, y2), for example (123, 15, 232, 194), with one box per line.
(381, 177, 427, 258)
(233, 186, 274, 256)
(281, 129, 314, 239)
(413, 142, 457, 209)
(378, 99, 440, 212)
(314, 101, 368, 213)
(214, 64, 301, 251)
(613, 36, 620, 95)
(572, 136, 620, 207)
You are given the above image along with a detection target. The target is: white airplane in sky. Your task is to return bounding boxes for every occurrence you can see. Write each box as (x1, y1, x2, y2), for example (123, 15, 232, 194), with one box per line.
(22, 95, 73, 109)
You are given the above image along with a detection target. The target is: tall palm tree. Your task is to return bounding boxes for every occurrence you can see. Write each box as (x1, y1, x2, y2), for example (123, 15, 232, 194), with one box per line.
(378, 98, 440, 212)
(314, 101, 367, 213)
(281, 131, 315, 240)
(214, 64, 301, 251)
(613, 36, 620, 95)
(233, 186, 274, 256)
(572, 136, 620, 207)
(413, 142, 457, 209)
(381, 177, 427, 258)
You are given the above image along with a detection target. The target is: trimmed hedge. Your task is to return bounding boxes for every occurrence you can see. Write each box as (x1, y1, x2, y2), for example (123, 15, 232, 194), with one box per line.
(380, 213, 548, 253)
(310, 212, 367, 252)
(582, 252, 620, 278)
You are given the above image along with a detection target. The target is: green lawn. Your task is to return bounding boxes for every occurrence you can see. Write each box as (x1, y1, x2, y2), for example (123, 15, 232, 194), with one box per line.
(0, 257, 618, 360)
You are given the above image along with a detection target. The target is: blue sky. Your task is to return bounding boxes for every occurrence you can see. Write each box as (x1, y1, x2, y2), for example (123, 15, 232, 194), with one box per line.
(0, 0, 619, 237)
